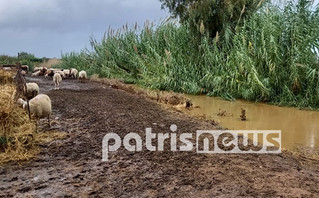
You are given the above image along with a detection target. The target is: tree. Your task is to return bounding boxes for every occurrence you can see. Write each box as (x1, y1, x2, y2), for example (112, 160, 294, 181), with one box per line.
(18, 52, 36, 60)
(160, 0, 266, 40)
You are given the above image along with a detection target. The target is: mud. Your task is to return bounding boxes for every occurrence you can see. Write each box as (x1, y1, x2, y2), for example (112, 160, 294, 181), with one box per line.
(1, 76, 319, 197)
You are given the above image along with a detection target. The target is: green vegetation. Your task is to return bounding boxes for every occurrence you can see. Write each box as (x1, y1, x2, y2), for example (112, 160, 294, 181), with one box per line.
(159, 0, 265, 40)
(58, 0, 319, 109)
(0, 52, 47, 71)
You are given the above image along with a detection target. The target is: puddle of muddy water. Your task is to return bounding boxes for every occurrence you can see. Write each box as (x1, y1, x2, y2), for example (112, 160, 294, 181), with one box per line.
(186, 95, 319, 150)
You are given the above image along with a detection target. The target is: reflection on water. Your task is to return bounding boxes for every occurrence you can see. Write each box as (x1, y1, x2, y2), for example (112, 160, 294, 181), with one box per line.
(187, 95, 319, 150)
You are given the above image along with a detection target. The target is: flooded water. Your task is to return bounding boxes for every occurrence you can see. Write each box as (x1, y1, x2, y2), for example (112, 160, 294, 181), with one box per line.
(187, 95, 319, 150)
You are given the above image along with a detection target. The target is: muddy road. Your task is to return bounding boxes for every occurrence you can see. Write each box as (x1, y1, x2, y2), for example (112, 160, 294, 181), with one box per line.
(1, 76, 319, 197)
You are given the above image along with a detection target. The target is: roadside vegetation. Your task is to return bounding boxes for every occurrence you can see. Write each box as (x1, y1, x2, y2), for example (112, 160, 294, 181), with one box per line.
(58, 0, 319, 109)
(0, 52, 48, 71)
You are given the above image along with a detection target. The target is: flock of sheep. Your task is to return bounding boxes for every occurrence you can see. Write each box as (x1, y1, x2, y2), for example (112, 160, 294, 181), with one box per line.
(17, 82, 51, 129)
(31, 67, 87, 89)
(17, 67, 88, 129)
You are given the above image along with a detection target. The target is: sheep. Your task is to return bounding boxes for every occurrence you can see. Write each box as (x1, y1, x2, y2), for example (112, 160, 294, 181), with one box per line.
(21, 65, 29, 73)
(78, 70, 87, 82)
(21, 70, 26, 76)
(32, 70, 41, 76)
(18, 94, 52, 128)
(70, 68, 78, 78)
(53, 73, 62, 90)
(56, 70, 66, 78)
(33, 67, 40, 72)
(39, 67, 47, 76)
(3, 67, 13, 71)
(31, 67, 47, 76)
(63, 69, 70, 78)
(25, 82, 39, 100)
(45, 69, 55, 78)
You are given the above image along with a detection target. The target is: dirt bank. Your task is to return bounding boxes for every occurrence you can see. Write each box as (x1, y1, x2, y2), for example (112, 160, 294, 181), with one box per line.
(0, 76, 319, 197)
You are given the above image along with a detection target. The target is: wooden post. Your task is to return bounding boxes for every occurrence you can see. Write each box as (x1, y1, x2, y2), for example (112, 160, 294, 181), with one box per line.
(26, 99, 31, 120)
(15, 60, 31, 120)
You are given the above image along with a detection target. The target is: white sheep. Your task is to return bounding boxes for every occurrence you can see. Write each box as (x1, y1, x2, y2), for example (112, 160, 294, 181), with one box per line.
(63, 69, 70, 78)
(33, 67, 40, 72)
(25, 82, 39, 100)
(33, 67, 47, 76)
(78, 70, 87, 82)
(70, 68, 78, 78)
(53, 73, 62, 90)
(32, 70, 41, 76)
(57, 70, 66, 78)
(39, 67, 48, 76)
(44, 69, 55, 78)
(21, 65, 29, 73)
(18, 94, 52, 127)
(21, 70, 26, 76)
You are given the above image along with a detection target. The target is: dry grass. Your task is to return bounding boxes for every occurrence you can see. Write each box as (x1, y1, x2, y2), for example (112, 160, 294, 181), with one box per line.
(38, 58, 61, 69)
(282, 147, 319, 170)
(288, 146, 319, 160)
(0, 70, 66, 165)
(0, 69, 15, 84)
(90, 74, 125, 88)
(0, 70, 35, 164)
(90, 74, 190, 106)
(36, 130, 66, 144)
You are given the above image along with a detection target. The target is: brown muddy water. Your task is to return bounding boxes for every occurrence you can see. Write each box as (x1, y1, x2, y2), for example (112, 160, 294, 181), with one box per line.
(186, 95, 319, 150)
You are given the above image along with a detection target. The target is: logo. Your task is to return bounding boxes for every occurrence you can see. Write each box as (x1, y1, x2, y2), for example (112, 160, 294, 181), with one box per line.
(196, 130, 281, 153)
(102, 125, 281, 161)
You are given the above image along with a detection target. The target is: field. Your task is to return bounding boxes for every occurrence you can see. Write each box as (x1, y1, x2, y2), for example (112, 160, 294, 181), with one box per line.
(1, 75, 319, 197)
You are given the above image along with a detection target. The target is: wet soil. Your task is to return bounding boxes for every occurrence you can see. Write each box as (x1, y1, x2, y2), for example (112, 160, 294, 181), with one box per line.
(1, 76, 319, 197)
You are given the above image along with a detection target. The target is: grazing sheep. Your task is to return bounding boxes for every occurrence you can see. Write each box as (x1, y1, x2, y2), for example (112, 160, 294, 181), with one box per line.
(25, 82, 39, 100)
(31, 67, 47, 76)
(78, 70, 87, 82)
(45, 69, 55, 78)
(33, 67, 40, 72)
(70, 68, 78, 78)
(53, 73, 62, 90)
(21, 65, 29, 73)
(21, 70, 26, 76)
(18, 94, 52, 127)
(39, 67, 47, 76)
(63, 69, 70, 78)
(3, 67, 13, 71)
(32, 70, 41, 76)
(56, 70, 66, 78)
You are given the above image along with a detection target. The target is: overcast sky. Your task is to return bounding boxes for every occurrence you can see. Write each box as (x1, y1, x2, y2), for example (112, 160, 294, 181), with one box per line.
(0, 0, 169, 58)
